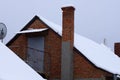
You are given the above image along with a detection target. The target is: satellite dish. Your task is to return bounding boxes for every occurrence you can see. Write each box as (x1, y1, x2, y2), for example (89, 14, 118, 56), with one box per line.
(0, 23, 7, 41)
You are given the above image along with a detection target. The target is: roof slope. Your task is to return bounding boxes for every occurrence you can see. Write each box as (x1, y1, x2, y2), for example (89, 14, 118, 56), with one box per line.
(0, 42, 45, 80)
(7, 15, 120, 75)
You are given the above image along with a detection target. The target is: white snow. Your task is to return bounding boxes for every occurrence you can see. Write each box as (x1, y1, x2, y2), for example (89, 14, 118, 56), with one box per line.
(74, 33, 120, 74)
(37, 15, 62, 36)
(61, 4, 75, 8)
(0, 42, 46, 80)
(37, 15, 120, 75)
(17, 28, 48, 34)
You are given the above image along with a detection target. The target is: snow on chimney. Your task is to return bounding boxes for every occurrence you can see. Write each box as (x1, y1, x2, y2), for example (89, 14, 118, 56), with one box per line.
(61, 5, 75, 80)
(114, 43, 120, 57)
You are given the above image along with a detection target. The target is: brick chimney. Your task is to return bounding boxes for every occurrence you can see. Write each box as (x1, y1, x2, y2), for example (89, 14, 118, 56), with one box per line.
(114, 43, 120, 57)
(61, 6, 75, 80)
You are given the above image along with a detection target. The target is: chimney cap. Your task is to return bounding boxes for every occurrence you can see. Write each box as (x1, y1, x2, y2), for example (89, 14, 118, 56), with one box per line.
(61, 4, 75, 11)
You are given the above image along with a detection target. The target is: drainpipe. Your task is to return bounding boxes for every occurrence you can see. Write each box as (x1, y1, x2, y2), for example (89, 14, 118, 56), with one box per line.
(114, 74, 117, 80)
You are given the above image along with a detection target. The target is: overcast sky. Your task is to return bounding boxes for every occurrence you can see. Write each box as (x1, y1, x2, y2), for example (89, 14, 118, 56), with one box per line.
(0, 0, 120, 50)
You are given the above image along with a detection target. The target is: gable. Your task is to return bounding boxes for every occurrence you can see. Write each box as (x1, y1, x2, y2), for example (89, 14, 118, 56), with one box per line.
(6, 16, 61, 46)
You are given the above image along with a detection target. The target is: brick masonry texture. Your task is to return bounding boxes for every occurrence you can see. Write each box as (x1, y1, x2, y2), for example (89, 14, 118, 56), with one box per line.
(74, 50, 112, 78)
(114, 43, 120, 57)
(9, 34, 27, 60)
(7, 17, 112, 79)
(62, 6, 74, 48)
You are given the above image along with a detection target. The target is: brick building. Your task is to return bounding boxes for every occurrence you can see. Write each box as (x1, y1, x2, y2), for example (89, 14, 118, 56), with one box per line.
(6, 6, 120, 80)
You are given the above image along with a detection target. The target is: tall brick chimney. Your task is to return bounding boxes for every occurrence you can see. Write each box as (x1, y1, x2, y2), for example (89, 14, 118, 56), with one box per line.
(61, 6, 75, 80)
(114, 43, 120, 57)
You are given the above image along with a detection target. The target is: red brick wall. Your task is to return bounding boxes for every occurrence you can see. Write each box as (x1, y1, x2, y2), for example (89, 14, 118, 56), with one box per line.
(7, 18, 112, 79)
(44, 29, 61, 79)
(114, 43, 120, 57)
(62, 6, 75, 48)
(74, 50, 112, 78)
(29, 18, 47, 29)
(8, 34, 27, 60)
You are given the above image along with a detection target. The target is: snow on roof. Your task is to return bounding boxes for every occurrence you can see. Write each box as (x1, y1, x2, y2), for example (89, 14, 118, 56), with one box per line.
(38, 16, 62, 36)
(0, 42, 45, 80)
(74, 33, 120, 75)
(17, 28, 48, 34)
(6, 14, 120, 75)
(37, 15, 120, 75)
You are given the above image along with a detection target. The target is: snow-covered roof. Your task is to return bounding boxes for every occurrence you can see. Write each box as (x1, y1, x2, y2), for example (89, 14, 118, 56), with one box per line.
(0, 42, 46, 80)
(6, 15, 120, 75)
(74, 34, 120, 75)
(17, 28, 48, 34)
(37, 15, 120, 75)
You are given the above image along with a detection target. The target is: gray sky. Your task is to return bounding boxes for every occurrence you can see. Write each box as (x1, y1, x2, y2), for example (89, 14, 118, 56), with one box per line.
(0, 0, 120, 50)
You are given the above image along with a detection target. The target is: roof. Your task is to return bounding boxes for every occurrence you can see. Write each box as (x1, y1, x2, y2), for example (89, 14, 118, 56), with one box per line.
(7, 15, 120, 75)
(0, 42, 46, 80)
(34, 15, 120, 75)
